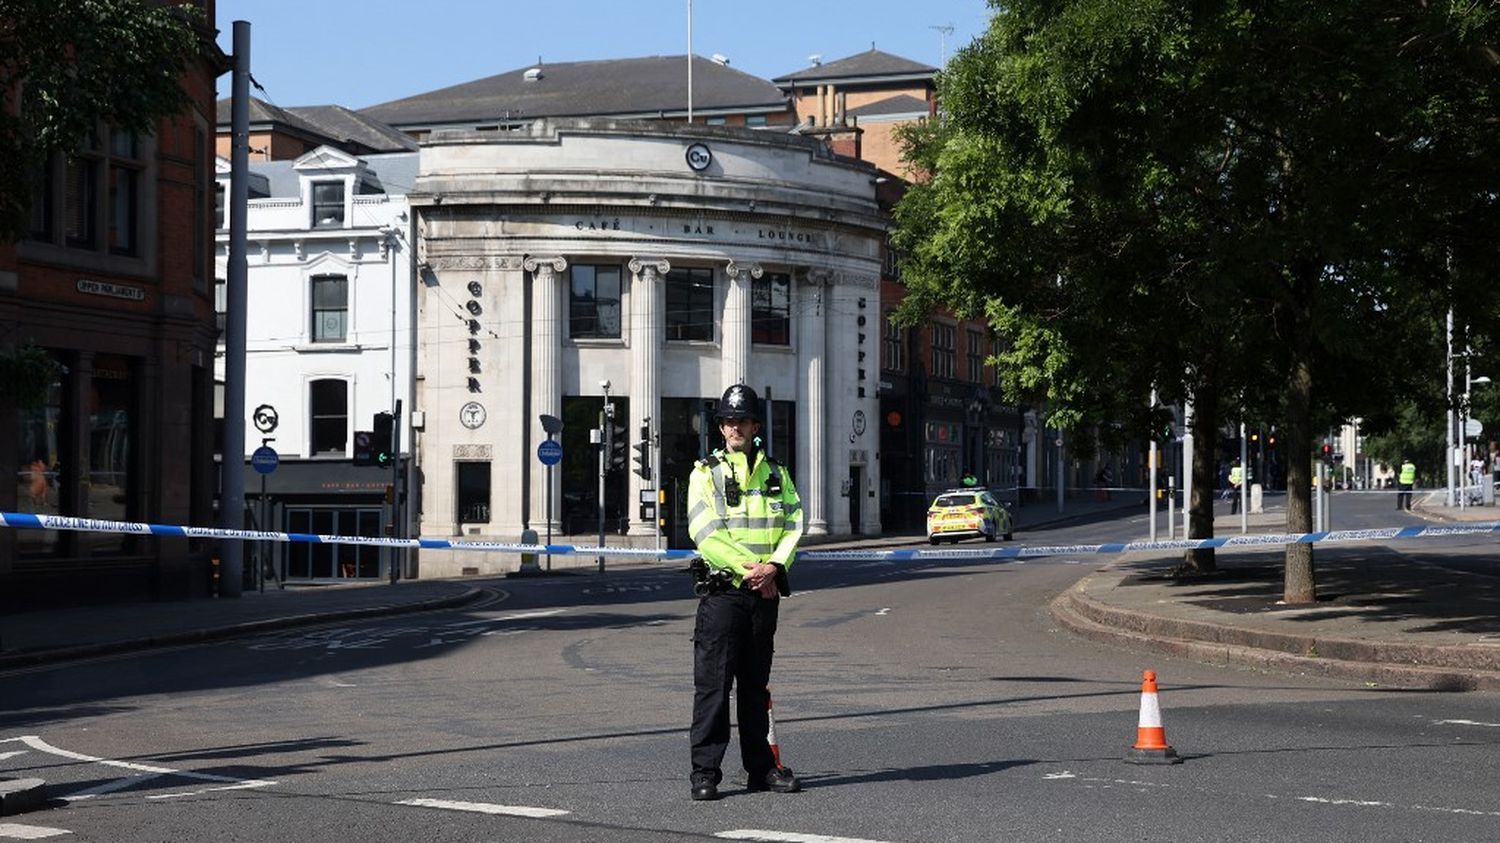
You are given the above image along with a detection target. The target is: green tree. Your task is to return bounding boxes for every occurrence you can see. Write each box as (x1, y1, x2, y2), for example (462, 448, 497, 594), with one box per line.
(0, 0, 204, 242)
(893, 1, 1500, 602)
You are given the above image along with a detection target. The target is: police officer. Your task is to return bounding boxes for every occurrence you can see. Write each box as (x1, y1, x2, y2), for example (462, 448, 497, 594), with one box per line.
(687, 384, 803, 801)
(1397, 457, 1417, 510)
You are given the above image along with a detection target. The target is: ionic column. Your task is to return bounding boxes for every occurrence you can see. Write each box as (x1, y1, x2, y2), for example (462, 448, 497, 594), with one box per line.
(525, 256, 566, 533)
(628, 257, 669, 536)
(721, 260, 760, 391)
(796, 270, 829, 535)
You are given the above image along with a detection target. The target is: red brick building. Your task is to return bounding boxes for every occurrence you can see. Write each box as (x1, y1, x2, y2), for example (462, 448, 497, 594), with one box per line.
(0, 3, 226, 608)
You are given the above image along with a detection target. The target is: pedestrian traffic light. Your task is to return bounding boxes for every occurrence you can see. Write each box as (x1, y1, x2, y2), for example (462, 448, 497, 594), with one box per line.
(353, 430, 375, 466)
(633, 423, 652, 480)
(1320, 442, 1333, 462)
(373, 412, 394, 466)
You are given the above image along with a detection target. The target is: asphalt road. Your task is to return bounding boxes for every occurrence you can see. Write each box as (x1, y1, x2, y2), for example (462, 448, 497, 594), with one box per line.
(2, 506, 1498, 842)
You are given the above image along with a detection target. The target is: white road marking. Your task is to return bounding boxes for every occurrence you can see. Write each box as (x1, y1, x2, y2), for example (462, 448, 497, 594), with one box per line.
(1434, 719, 1500, 728)
(717, 831, 898, 843)
(446, 609, 566, 627)
(6, 736, 275, 798)
(0, 751, 28, 762)
(0, 823, 71, 840)
(395, 798, 569, 818)
(874, 608, 890, 616)
(61, 773, 164, 801)
(1043, 772, 1500, 818)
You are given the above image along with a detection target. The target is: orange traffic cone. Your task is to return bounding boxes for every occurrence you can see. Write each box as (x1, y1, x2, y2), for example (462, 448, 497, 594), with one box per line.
(767, 688, 785, 770)
(1125, 670, 1182, 764)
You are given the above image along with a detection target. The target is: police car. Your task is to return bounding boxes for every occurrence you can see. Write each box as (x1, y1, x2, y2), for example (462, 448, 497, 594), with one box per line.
(926, 489, 1013, 544)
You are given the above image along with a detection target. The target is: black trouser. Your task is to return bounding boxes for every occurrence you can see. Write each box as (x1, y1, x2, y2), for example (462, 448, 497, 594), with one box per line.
(1397, 482, 1413, 510)
(690, 588, 779, 785)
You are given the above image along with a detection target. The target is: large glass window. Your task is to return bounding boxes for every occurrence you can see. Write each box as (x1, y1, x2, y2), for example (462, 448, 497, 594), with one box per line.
(26, 125, 147, 256)
(309, 378, 348, 455)
(311, 180, 345, 228)
(15, 350, 67, 557)
(967, 329, 984, 382)
(665, 267, 714, 342)
(285, 507, 382, 579)
(456, 462, 491, 524)
(752, 272, 791, 346)
(311, 274, 348, 342)
(931, 323, 956, 379)
(883, 312, 905, 373)
(88, 354, 136, 551)
(569, 264, 623, 339)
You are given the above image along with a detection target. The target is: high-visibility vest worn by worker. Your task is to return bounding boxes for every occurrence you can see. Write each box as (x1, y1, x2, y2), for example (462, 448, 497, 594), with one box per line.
(1229, 465, 1244, 487)
(687, 448, 803, 589)
(1399, 462, 1416, 485)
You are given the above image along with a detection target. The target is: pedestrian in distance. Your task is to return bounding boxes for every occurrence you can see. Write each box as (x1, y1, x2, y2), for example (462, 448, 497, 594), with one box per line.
(686, 384, 804, 801)
(1227, 458, 1244, 514)
(1397, 457, 1417, 510)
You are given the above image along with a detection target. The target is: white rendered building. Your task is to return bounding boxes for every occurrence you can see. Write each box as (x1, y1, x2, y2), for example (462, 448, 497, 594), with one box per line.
(411, 120, 885, 575)
(215, 146, 417, 581)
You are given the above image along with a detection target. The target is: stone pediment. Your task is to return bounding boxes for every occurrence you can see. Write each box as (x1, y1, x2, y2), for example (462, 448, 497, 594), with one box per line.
(292, 145, 364, 174)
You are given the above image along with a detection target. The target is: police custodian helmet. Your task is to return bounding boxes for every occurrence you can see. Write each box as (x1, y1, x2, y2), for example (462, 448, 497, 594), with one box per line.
(714, 384, 761, 422)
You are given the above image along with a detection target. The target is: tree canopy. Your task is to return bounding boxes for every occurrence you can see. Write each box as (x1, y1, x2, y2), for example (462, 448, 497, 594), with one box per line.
(0, 0, 204, 242)
(893, 0, 1500, 601)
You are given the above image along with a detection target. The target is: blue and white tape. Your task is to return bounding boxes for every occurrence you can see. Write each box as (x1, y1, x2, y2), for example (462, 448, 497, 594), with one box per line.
(3, 511, 1497, 563)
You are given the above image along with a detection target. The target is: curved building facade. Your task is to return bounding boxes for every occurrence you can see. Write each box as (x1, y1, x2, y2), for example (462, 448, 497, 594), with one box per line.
(411, 120, 884, 573)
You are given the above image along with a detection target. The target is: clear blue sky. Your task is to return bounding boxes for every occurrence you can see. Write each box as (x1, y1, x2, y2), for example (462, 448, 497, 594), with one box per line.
(214, 0, 994, 110)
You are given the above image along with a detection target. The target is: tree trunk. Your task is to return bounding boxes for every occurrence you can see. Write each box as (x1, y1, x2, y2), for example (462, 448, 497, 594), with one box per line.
(1181, 375, 1219, 574)
(1282, 268, 1318, 604)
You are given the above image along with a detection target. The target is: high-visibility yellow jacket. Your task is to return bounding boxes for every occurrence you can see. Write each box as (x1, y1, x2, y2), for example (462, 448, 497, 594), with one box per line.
(1399, 462, 1417, 485)
(687, 448, 803, 587)
(1229, 466, 1244, 487)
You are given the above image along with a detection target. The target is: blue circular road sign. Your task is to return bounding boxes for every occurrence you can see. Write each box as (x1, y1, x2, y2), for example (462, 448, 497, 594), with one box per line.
(537, 439, 563, 466)
(251, 446, 279, 475)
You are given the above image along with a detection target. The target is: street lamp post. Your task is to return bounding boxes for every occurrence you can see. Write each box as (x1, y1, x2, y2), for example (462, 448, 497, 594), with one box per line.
(598, 379, 612, 572)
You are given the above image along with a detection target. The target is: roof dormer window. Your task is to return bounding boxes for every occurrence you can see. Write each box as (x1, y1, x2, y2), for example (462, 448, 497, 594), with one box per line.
(311, 180, 345, 228)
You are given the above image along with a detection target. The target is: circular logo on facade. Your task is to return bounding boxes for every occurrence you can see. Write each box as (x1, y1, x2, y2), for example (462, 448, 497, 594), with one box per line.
(460, 401, 486, 429)
(685, 143, 712, 172)
(852, 409, 867, 437)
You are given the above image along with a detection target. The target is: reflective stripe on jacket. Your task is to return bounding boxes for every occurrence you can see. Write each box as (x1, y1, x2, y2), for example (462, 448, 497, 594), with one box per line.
(686, 449, 803, 586)
(1399, 462, 1416, 485)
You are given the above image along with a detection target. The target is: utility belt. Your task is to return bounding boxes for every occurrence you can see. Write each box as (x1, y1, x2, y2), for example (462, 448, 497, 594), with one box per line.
(686, 556, 790, 598)
(688, 556, 737, 597)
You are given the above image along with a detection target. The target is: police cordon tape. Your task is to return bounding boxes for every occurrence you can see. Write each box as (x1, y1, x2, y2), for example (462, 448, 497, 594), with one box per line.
(3, 511, 1499, 563)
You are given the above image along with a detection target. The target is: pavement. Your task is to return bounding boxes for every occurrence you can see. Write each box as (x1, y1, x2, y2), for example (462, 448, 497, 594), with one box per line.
(2, 488, 1497, 685)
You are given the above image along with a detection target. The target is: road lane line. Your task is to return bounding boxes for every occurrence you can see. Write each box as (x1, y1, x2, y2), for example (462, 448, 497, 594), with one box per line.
(395, 798, 569, 818)
(15, 736, 276, 793)
(1434, 719, 1500, 728)
(717, 832, 899, 843)
(0, 824, 71, 840)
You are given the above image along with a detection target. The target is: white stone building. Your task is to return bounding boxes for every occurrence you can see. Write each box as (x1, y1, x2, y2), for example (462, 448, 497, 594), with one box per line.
(215, 146, 417, 581)
(411, 120, 885, 575)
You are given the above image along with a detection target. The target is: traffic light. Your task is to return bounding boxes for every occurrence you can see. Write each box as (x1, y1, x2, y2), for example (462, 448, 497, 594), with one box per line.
(373, 412, 394, 467)
(633, 423, 652, 480)
(353, 430, 375, 466)
(1320, 442, 1333, 462)
(605, 412, 627, 472)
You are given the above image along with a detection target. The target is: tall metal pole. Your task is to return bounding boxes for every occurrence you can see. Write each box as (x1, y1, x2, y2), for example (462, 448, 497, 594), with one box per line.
(220, 21, 252, 597)
(598, 386, 611, 573)
(389, 399, 402, 583)
(1447, 308, 1456, 507)
(686, 0, 694, 122)
(1148, 389, 1158, 542)
(1181, 399, 1194, 538)
(1055, 427, 1065, 514)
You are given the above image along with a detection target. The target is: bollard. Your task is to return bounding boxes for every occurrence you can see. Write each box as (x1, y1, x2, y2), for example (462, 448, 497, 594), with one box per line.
(518, 528, 541, 573)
